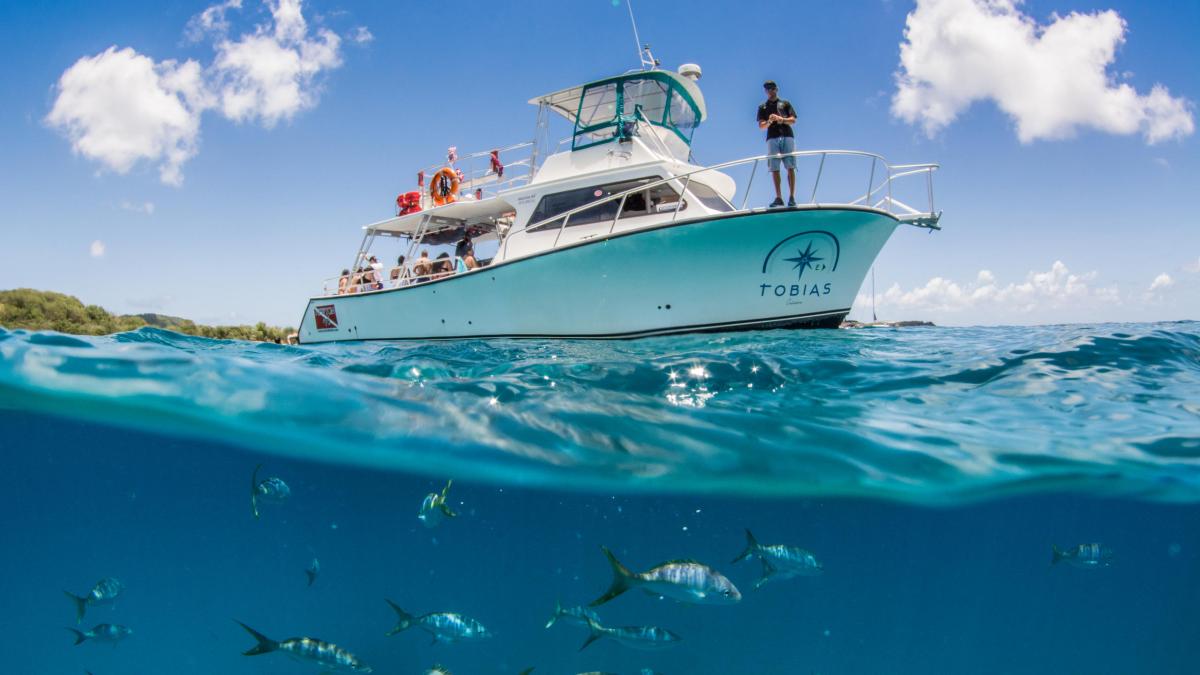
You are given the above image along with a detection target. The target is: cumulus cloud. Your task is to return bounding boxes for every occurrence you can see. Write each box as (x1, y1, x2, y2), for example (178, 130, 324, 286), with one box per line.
(863, 261, 1120, 317)
(185, 0, 243, 42)
(90, 240, 106, 257)
(893, 0, 1195, 144)
(211, 0, 342, 126)
(1149, 273, 1174, 291)
(351, 26, 374, 45)
(46, 48, 208, 186)
(47, 0, 359, 185)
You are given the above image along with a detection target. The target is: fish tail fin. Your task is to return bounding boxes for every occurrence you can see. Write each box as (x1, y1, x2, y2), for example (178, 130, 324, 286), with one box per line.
(64, 591, 88, 624)
(578, 617, 604, 651)
(733, 529, 760, 564)
(250, 464, 262, 519)
(384, 599, 414, 635)
(754, 558, 778, 590)
(545, 597, 563, 629)
(235, 621, 277, 656)
(66, 628, 88, 646)
(589, 546, 634, 607)
(440, 480, 457, 518)
(1051, 545, 1065, 565)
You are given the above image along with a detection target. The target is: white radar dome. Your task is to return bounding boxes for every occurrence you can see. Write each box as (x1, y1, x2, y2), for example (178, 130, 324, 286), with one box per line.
(678, 63, 702, 80)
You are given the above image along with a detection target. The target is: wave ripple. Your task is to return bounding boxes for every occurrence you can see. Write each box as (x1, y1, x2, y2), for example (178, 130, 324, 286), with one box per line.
(2, 323, 1199, 502)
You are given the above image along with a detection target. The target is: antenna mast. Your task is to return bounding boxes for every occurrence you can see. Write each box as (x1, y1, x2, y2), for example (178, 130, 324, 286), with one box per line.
(626, 0, 659, 70)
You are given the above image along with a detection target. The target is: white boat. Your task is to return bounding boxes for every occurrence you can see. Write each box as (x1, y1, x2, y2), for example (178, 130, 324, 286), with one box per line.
(296, 65, 940, 343)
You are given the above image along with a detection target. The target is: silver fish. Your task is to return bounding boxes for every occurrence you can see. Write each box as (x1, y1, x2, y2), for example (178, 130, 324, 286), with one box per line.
(545, 598, 601, 629)
(732, 529, 823, 589)
(1052, 543, 1113, 568)
(425, 666, 453, 675)
(237, 621, 372, 672)
(418, 480, 457, 528)
(67, 623, 132, 646)
(385, 599, 491, 644)
(64, 577, 124, 624)
(250, 464, 290, 519)
(305, 558, 320, 587)
(580, 617, 682, 651)
(590, 547, 741, 606)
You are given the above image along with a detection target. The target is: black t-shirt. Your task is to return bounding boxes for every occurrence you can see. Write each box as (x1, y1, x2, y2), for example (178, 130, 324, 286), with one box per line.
(757, 98, 796, 139)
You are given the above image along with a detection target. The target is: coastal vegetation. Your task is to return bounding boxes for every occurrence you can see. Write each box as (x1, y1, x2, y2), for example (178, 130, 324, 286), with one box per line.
(0, 289, 292, 342)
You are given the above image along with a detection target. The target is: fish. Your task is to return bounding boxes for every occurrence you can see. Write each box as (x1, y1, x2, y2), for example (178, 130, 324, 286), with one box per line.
(732, 529, 823, 589)
(64, 577, 124, 624)
(236, 621, 372, 672)
(67, 623, 132, 646)
(250, 464, 290, 519)
(385, 599, 491, 644)
(590, 546, 741, 606)
(1052, 543, 1113, 568)
(425, 666, 453, 675)
(418, 480, 457, 528)
(545, 598, 601, 629)
(579, 617, 682, 651)
(305, 558, 320, 587)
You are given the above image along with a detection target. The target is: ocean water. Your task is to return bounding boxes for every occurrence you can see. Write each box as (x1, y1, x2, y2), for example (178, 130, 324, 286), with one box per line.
(1, 322, 1199, 674)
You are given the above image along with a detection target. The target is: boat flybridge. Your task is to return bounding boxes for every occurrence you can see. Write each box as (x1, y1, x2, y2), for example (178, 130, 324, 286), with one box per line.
(297, 65, 941, 343)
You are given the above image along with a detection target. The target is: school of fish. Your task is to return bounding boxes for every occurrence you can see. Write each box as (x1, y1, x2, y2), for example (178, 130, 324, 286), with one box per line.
(62, 465, 1112, 673)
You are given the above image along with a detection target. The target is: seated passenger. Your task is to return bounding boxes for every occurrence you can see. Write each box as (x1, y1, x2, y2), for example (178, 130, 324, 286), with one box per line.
(337, 269, 351, 295)
(412, 250, 432, 283)
(367, 256, 384, 290)
(433, 252, 453, 279)
(390, 255, 408, 287)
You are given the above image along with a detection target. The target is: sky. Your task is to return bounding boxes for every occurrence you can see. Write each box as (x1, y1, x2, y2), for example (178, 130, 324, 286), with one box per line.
(0, 0, 1197, 327)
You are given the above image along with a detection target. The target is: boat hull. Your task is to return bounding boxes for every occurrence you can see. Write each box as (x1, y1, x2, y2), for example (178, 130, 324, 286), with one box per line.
(297, 207, 898, 342)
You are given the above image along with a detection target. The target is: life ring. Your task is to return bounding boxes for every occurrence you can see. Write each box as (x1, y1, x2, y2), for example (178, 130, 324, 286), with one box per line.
(430, 167, 459, 206)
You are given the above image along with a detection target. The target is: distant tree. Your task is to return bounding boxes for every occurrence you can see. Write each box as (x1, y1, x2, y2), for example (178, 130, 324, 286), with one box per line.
(0, 289, 292, 342)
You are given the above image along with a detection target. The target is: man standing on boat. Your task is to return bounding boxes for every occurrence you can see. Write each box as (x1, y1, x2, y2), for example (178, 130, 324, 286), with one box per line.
(757, 80, 797, 207)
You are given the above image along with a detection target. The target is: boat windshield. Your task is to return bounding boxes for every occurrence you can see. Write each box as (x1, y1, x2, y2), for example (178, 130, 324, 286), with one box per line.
(572, 72, 701, 150)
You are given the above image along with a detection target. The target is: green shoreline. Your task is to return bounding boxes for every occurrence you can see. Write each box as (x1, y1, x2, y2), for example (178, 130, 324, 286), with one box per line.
(0, 289, 293, 343)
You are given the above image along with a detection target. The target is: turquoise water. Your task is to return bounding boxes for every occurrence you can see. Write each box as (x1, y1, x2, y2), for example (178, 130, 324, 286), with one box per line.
(1, 322, 1199, 673)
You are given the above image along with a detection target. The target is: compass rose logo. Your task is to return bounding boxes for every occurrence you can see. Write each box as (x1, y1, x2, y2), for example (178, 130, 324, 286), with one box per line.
(784, 241, 825, 281)
(760, 230, 840, 303)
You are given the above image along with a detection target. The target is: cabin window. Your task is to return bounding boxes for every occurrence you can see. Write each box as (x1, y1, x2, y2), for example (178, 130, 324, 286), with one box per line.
(685, 181, 734, 213)
(527, 176, 686, 232)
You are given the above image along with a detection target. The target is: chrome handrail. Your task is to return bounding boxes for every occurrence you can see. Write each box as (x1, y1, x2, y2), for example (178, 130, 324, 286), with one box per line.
(510, 150, 940, 247)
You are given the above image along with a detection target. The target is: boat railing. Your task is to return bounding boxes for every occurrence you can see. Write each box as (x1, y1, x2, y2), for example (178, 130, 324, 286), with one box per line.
(409, 142, 537, 211)
(319, 258, 481, 296)
(502, 149, 941, 255)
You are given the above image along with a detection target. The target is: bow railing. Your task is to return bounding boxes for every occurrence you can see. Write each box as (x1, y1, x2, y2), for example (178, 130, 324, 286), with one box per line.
(501, 149, 941, 256)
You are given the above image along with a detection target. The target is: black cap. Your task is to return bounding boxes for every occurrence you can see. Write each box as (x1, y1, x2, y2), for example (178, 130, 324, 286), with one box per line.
(763, 80, 777, 90)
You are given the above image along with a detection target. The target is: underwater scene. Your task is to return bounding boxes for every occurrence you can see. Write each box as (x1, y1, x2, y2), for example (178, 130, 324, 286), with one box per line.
(1, 322, 1199, 674)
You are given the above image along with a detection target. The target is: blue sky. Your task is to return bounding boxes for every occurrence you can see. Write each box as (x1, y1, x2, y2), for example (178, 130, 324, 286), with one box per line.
(0, 0, 1196, 327)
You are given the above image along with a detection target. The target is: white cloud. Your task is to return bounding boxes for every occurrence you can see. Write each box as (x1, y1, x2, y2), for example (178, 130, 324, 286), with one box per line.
(1186, 257, 1200, 274)
(1149, 273, 1174, 291)
(46, 48, 208, 186)
(211, 0, 342, 127)
(47, 1, 357, 185)
(864, 261, 1120, 318)
(120, 200, 156, 215)
(893, 0, 1195, 144)
(90, 240, 106, 257)
(185, 0, 243, 42)
(351, 26, 374, 45)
